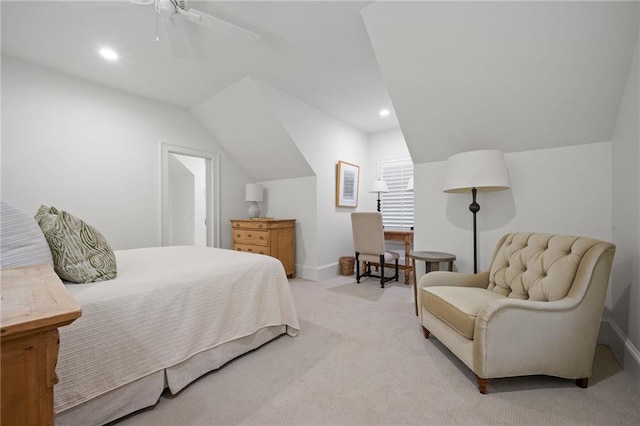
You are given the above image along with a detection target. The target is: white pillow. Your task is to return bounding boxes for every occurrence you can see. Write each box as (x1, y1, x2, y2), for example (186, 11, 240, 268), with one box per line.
(0, 200, 54, 268)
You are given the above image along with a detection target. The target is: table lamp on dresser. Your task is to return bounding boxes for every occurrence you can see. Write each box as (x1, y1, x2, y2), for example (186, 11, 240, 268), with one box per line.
(245, 183, 264, 218)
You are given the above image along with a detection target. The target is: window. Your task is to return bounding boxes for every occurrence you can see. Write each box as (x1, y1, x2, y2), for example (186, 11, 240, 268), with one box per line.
(378, 158, 414, 229)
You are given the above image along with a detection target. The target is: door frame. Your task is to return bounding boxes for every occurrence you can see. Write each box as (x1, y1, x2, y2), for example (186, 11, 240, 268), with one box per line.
(161, 143, 220, 248)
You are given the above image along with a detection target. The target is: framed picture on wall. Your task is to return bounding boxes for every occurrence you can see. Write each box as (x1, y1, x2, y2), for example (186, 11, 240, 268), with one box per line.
(336, 161, 360, 207)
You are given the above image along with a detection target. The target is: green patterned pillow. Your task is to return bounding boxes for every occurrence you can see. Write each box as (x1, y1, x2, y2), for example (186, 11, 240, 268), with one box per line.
(34, 205, 117, 283)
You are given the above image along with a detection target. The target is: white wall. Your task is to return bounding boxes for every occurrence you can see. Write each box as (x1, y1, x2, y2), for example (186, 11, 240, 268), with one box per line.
(173, 154, 207, 246)
(168, 155, 195, 245)
(257, 81, 369, 280)
(190, 77, 314, 183)
(366, 131, 613, 274)
(364, 127, 412, 213)
(1, 57, 249, 250)
(259, 176, 317, 278)
(611, 29, 640, 391)
(414, 142, 613, 274)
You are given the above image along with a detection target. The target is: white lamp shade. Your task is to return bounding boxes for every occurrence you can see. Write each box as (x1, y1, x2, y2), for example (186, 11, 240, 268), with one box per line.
(406, 176, 414, 191)
(245, 183, 264, 202)
(370, 179, 389, 193)
(443, 150, 510, 193)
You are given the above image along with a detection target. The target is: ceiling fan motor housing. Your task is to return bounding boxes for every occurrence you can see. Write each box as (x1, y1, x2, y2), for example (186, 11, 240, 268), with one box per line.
(156, 0, 186, 17)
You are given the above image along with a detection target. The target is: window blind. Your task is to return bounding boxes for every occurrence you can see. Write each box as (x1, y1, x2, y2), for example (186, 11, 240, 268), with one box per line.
(378, 158, 414, 229)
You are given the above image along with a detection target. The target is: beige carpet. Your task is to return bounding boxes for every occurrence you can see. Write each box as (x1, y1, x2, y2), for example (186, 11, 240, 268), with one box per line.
(115, 276, 640, 425)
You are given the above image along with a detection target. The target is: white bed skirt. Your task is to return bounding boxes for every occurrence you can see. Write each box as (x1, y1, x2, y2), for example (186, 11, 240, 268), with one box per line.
(56, 325, 286, 426)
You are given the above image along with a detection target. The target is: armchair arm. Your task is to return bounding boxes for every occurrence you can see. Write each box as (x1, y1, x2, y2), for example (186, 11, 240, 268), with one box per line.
(473, 295, 601, 379)
(419, 270, 490, 289)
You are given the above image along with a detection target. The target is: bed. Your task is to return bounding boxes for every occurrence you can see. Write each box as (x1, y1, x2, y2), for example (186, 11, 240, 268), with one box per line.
(0, 201, 300, 425)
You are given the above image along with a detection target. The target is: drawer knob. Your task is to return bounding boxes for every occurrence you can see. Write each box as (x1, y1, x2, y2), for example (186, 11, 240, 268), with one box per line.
(247, 234, 252, 238)
(236, 234, 241, 238)
(259, 236, 264, 240)
(258, 224, 264, 229)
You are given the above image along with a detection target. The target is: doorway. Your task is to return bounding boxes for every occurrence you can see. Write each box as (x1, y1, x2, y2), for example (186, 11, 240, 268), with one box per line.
(161, 143, 220, 247)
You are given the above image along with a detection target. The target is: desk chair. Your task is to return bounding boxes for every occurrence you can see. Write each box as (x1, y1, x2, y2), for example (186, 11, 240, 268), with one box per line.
(351, 212, 399, 288)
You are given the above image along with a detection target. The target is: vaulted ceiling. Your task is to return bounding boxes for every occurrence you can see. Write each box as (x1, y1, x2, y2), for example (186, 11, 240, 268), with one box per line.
(2, 1, 638, 166)
(191, 77, 314, 182)
(1, 0, 398, 134)
(362, 1, 639, 163)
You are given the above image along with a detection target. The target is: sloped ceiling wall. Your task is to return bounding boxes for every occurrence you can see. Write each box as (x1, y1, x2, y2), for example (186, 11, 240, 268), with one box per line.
(361, 1, 639, 164)
(191, 76, 314, 182)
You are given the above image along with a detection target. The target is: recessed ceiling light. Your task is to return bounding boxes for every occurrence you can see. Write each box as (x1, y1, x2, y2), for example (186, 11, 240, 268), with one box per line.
(379, 109, 390, 117)
(99, 47, 119, 62)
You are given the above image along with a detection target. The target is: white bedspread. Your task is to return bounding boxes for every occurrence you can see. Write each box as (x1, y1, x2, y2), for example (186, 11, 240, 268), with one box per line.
(55, 246, 299, 413)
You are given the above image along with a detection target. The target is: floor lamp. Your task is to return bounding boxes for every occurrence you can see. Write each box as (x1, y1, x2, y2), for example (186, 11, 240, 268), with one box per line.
(370, 179, 389, 212)
(443, 150, 510, 273)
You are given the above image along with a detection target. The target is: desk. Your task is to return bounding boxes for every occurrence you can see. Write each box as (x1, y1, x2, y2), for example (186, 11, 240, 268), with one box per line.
(409, 251, 456, 316)
(383, 229, 414, 284)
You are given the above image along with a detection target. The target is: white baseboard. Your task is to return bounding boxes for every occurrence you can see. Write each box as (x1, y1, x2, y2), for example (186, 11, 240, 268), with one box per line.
(301, 262, 403, 281)
(298, 262, 339, 281)
(600, 317, 640, 394)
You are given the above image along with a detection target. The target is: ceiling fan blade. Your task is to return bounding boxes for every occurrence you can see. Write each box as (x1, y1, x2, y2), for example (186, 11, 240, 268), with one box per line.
(181, 7, 261, 42)
(162, 17, 189, 58)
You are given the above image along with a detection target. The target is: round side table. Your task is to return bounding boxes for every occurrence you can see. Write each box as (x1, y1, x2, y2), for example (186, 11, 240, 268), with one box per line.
(409, 251, 456, 316)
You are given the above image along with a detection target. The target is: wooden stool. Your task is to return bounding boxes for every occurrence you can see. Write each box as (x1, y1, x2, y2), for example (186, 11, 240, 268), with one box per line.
(409, 251, 456, 316)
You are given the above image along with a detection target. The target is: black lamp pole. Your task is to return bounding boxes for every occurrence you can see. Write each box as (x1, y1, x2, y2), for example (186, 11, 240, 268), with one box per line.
(376, 193, 382, 212)
(469, 187, 480, 274)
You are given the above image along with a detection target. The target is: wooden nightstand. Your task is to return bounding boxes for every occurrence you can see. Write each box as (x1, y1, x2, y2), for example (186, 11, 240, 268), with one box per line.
(1, 264, 82, 426)
(230, 219, 296, 277)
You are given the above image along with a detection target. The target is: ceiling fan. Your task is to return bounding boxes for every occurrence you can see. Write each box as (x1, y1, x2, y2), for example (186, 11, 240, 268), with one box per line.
(130, 0, 261, 57)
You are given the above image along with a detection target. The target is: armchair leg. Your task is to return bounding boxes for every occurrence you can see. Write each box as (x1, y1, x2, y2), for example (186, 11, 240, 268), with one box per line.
(477, 376, 489, 394)
(422, 326, 430, 339)
(355, 253, 361, 283)
(380, 255, 385, 288)
(576, 378, 589, 388)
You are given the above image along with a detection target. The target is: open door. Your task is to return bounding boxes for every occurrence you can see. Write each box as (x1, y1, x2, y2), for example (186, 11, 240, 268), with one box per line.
(161, 143, 220, 247)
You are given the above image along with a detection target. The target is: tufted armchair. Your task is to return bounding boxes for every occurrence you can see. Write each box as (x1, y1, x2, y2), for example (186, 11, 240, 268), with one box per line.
(418, 232, 615, 394)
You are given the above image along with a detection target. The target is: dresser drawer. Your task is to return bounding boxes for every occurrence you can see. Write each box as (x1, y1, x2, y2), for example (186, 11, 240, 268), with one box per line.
(233, 243, 271, 256)
(231, 221, 268, 231)
(230, 218, 296, 278)
(233, 230, 269, 246)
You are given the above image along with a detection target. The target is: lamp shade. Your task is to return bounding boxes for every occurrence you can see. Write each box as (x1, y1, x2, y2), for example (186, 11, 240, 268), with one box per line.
(245, 183, 264, 202)
(370, 179, 389, 193)
(406, 176, 414, 191)
(443, 150, 510, 193)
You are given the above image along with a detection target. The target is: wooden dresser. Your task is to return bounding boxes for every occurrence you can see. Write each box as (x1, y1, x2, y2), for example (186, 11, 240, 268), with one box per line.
(1, 264, 82, 426)
(230, 218, 296, 277)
